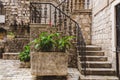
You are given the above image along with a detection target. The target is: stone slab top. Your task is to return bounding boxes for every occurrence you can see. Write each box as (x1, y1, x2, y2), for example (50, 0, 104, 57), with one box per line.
(4, 53, 19, 54)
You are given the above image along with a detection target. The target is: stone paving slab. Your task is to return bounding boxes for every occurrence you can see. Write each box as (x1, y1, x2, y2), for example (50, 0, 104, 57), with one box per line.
(0, 59, 80, 80)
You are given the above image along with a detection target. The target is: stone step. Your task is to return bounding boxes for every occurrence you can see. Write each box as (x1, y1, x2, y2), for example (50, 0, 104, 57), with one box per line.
(86, 45, 101, 51)
(79, 75, 118, 80)
(80, 61, 112, 68)
(3, 53, 19, 60)
(79, 56, 107, 61)
(76, 45, 101, 51)
(79, 51, 104, 56)
(81, 68, 116, 76)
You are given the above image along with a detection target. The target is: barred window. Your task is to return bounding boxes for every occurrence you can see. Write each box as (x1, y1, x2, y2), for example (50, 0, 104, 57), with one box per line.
(0, 1, 4, 15)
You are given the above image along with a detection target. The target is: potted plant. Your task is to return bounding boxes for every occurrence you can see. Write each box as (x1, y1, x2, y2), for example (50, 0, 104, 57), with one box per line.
(31, 32, 74, 76)
(19, 45, 30, 68)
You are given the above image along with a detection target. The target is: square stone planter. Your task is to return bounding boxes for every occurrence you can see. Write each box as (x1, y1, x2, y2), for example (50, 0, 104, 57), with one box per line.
(31, 52, 68, 76)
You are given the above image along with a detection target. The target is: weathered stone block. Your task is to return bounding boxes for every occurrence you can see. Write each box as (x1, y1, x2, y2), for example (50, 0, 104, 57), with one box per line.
(71, 12, 92, 45)
(30, 24, 49, 41)
(31, 52, 68, 76)
(20, 61, 30, 68)
(93, 0, 108, 15)
(3, 53, 19, 60)
(4, 38, 29, 52)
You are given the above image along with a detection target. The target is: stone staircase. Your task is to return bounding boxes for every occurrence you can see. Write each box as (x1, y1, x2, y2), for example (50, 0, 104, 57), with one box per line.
(2, 38, 29, 60)
(30, 2, 119, 80)
(79, 45, 118, 80)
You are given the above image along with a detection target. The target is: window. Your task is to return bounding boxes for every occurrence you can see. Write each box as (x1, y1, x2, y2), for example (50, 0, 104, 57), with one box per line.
(0, 1, 3, 15)
(0, 1, 4, 15)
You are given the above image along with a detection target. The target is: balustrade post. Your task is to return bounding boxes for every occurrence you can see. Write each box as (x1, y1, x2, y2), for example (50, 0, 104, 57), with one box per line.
(70, 0, 74, 12)
(80, 0, 84, 10)
(84, 0, 90, 9)
(71, 0, 91, 10)
(73, 0, 77, 11)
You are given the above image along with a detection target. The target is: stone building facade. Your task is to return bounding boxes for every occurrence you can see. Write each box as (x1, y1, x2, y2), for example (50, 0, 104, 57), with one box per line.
(0, 0, 59, 29)
(0, 0, 120, 79)
(0, 0, 60, 52)
(72, 11, 92, 44)
(92, 0, 119, 72)
(0, 0, 30, 30)
(0, 0, 31, 53)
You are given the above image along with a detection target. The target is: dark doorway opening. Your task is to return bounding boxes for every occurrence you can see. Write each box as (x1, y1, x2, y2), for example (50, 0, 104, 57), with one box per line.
(0, 28, 7, 40)
(0, 28, 6, 58)
(116, 3, 120, 78)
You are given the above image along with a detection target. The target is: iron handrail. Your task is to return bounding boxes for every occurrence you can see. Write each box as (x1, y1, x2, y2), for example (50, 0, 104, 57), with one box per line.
(57, 0, 66, 7)
(30, 2, 76, 24)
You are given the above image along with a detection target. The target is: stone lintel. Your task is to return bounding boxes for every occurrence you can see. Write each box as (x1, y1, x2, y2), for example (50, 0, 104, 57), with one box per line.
(72, 9, 92, 15)
(30, 23, 50, 28)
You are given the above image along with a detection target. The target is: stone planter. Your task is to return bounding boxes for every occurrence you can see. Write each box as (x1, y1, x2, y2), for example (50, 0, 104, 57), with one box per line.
(31, 52, 68, 76)
(20, 61, 30, 68)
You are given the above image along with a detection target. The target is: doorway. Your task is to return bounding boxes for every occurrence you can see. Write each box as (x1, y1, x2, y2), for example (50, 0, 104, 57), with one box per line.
(116, 3, 120, 77)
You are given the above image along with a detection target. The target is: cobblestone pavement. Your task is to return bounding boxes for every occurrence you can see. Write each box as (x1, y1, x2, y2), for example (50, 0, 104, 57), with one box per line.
(0, 59, 80, 80)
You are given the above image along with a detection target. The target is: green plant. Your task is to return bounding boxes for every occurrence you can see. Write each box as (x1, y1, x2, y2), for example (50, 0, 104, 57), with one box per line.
(33, 32, 57, 52)
(33, 32, 74, 52)
(19, 45, 30, 62)
(7, 31, 14, 36)
(56, 36, 74, 52)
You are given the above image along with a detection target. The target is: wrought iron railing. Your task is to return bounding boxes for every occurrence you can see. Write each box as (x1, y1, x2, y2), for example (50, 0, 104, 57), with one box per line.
(30, 2, 86, 75)
(57, 0, 73, 15)
(10, 20, 30, 38)
(57, 0, 91, 14)
(74, 0, 91, 10)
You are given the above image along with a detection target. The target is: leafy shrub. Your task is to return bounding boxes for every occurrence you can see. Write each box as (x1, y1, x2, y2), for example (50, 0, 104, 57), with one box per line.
(19, 45, 30, 62)
(56, 36, 74, 52)
(7, 31, 14, 36)
(33, 32, 74, 52)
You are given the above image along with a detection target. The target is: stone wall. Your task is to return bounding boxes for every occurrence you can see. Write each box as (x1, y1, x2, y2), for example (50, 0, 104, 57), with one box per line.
(0, 0, 60, 30)
(0, 0, 59, 53)
(30, 24, 48, 41)
(0, 0, 30, 30)
(92, 0, 115, 15)
(92, 0, 116, 69)
(5, 38, 29, 52)
(72, 11, 92, 44)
